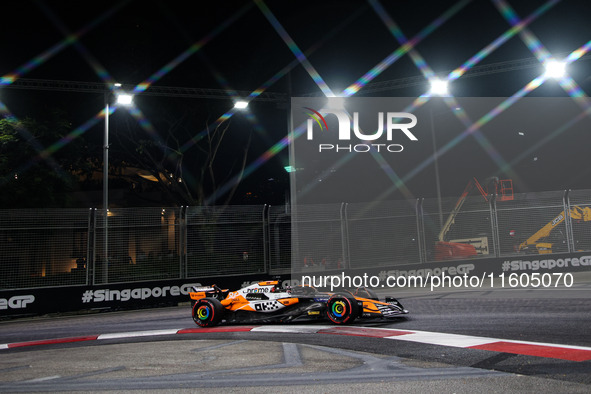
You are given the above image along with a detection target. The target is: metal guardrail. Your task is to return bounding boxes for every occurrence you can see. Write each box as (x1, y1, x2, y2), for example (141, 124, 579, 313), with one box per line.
(1, 189, 590, 291)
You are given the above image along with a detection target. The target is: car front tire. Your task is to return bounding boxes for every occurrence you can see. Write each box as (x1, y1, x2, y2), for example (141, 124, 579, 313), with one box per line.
(326, 293, 359, 324)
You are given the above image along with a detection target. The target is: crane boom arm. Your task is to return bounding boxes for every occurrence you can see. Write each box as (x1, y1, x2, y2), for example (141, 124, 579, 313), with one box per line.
(438, 177, 490, 242)
(518, 206, 591, 251)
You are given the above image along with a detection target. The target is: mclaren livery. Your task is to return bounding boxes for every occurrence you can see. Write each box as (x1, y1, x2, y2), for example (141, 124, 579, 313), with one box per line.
(189, 280, 408, 327)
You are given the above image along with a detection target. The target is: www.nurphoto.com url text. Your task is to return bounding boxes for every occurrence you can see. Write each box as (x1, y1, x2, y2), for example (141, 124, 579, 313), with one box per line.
(301, 272, 574, 292)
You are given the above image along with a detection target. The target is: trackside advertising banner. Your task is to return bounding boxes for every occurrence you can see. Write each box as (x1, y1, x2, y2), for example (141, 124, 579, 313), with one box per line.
(0, 275, 276, 318)
(2, 252, 590, 317)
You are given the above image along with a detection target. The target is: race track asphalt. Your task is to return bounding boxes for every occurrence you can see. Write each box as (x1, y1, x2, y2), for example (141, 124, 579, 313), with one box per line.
(0, 275, 590, 392)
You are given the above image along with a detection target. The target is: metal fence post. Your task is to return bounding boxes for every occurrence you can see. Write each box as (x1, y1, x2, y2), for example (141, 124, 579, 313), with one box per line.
(564, 190, 574, 253)
(179, 206, 186, 279)
(89, 208, 97, 285)
(87, 208, 95, 285)
(263, 204, 270, 275)
(490, 192, 500, 257)
(340, 202, 350, 270)
(415, 198, 423, 264)
(417, 198, 427, 263)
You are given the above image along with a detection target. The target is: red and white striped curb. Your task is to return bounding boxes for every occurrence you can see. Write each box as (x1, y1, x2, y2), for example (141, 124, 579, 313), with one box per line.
(2, 325, 591, 362)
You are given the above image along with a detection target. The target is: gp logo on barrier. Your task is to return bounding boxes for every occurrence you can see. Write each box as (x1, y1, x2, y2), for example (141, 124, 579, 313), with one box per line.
(81, 283, 201, 303)
(0, 295, 35, 310)
(503, 255, 591, 272)
(304, 107, 418, 153)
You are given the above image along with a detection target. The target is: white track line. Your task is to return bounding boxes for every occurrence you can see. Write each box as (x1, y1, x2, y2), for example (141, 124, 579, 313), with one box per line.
(387, 330, 498, 347)
(97, 329, 180, 340)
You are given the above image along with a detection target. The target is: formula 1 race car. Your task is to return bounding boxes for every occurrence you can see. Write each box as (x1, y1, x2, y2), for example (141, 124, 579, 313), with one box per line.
(189, 280, 408, 327)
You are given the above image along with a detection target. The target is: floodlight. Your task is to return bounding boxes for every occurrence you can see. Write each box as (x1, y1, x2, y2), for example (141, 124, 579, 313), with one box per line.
(328, 97, 345, 110)
(116, 93, 133, 106)
(544, 60, 566, 79)
(234, 100, 249, 109)
(430, 78, 449, 96)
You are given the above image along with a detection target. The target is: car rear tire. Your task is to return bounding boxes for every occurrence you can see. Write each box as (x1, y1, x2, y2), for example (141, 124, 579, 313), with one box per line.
(192, 297, 224, 327)
(326, 293, 359, 324)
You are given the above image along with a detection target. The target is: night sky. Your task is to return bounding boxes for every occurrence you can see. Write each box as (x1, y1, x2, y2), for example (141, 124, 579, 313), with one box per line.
(1, 0, 591, 206)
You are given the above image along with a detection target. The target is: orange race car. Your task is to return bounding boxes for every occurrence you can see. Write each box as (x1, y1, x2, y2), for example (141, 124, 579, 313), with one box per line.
(189, 280, 408, 327)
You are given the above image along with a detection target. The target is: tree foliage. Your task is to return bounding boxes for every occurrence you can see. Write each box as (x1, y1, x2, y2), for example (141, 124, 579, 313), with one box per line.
(0, 104, 253, 208)
(113, 106, 252, 206)
(0, 114, 90, 208)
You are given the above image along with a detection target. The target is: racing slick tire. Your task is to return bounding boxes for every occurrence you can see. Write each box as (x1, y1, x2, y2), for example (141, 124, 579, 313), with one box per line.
(326, 293, 360, 325)
(192, 297, 224, 327)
